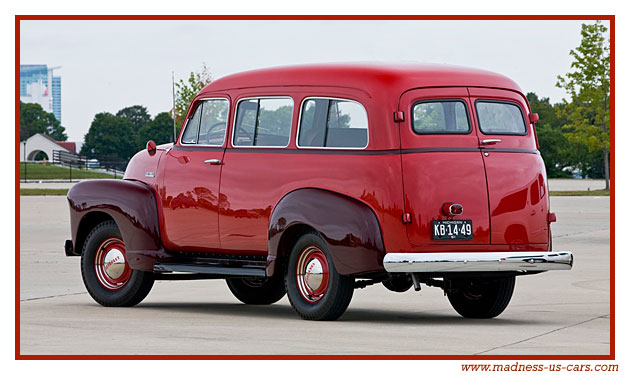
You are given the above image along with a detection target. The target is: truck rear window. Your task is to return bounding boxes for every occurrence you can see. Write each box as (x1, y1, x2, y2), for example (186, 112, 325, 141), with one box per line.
(412, 100, 470, 134)
(476, 101, 527, 135)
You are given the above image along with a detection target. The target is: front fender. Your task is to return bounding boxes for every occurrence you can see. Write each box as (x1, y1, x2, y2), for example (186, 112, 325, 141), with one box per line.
(267, 188, 386, 277)
(67, 179, 171, 271)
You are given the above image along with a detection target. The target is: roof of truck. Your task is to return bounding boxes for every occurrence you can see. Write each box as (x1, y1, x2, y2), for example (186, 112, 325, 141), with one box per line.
(199, 63, 523, 95)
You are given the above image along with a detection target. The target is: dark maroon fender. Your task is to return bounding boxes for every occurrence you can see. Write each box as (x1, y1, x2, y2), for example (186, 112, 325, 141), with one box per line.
(267, 188, 386, 277)
(67, 179, 172, 271)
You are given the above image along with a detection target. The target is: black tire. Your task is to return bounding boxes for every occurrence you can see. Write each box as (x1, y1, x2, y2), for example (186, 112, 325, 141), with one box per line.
(80, 220, 154, 307)
(285, 231, 354, 321)
(446, 276, 515, 319)
(226, 276, 286, 305)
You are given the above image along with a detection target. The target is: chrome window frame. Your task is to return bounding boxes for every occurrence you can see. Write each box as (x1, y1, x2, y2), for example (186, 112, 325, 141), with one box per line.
(296, 96, 369, 150)
(178, 97, 230, 147)
(231, 96, 294, 149)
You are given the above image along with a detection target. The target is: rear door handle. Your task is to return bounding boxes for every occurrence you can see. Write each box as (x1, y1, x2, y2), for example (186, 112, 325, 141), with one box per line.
(204, 159, 222, 165)
(480, 139, 501, 145)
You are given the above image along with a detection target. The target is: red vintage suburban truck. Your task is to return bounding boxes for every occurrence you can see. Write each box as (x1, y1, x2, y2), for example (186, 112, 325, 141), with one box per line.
(65, 64, 573, 320)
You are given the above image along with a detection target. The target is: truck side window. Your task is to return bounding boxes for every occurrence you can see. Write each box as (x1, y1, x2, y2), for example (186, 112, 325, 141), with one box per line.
(476, 101, 527, 135)
(412, 100, 470, 134)
(198, 99, 229, 146)
(233, 98, 293, 147)
(298, 98, 368, 149)
(180, 104, 202, 144)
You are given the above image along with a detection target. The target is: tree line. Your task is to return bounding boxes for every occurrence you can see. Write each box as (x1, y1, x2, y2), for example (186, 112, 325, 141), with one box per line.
(80, 106, 173, 161)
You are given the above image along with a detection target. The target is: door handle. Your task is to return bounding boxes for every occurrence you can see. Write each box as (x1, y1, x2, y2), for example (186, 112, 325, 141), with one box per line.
(480, 139, 501, 145)
(204, 159, 222, 165)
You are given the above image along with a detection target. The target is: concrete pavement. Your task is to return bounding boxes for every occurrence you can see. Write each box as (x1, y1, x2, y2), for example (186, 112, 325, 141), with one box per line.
(19, 196, 610, 355)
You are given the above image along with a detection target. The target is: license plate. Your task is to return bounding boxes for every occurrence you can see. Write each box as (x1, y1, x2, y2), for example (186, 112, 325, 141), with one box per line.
(432, 220, 473, 240)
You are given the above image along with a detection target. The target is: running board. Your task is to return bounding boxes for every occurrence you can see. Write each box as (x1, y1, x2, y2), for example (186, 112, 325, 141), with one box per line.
(153, 263, 266, 277)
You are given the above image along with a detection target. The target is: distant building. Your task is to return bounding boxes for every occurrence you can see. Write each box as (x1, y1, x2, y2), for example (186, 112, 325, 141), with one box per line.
(20, 133, 76, 161)
(20, 64, 62, 123)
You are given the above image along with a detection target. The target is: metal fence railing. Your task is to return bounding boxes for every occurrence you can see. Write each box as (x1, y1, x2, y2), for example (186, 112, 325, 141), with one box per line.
(20, 150, 129, 183)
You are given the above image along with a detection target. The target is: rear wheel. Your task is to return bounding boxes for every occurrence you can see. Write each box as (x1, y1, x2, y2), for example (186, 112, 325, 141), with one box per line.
(80, 220, 154, 307)
(226, 276, 286, 305)
(285, 231, 354, 320)
(446, 276, 515, 318)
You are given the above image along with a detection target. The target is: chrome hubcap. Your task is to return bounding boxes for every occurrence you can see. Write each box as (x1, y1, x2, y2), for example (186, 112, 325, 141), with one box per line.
(304, 258, 324, 291)
(296, 246, 329, 303)
(94, 237, 131, 290)
(103, 248, 126, 279)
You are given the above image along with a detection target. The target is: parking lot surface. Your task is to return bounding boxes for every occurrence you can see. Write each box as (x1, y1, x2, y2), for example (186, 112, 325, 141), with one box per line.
(19, 196, 610, 355)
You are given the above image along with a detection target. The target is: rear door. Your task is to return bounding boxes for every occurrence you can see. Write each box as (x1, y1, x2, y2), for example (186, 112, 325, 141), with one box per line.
(398, 87, 490, 245)
(468, 87, 549, 245)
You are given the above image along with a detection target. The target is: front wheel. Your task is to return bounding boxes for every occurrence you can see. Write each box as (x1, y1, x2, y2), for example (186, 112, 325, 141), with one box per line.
(80, 220, 154, 307)
(446, 276, 515, 319)
(285, 231, 354, 321)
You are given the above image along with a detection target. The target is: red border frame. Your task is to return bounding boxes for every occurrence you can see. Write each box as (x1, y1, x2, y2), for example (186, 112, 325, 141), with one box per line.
(15, 14, 615, 360)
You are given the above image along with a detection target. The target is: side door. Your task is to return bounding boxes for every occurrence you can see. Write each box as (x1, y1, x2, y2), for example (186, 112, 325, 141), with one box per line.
(398, 87, 490, 245)
(469, 87, 549, 245)
(158, 97, 230, 252)
(218, 95, 295, 255)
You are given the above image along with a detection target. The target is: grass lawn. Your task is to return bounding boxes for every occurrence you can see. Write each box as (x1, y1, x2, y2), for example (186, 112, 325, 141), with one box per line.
(20, 188, 69, 196)
(20, 163, 122, 180)
(549, 189, 610, 196)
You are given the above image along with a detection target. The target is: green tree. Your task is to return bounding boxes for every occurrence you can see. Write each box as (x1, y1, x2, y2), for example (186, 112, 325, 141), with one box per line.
(20, 101, 67, 141)
(136, 112, 174, 149)
(81, 112, 137, 161)
(527, 93, 570, 177)
(116, 105, 151, 131)
(175, 63, 212, 131)
(556, 21, 610, 189)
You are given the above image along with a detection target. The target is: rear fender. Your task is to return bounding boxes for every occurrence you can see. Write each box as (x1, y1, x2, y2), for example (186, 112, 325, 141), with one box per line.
(267, 188, 386, 277)
(67, 179, 172, 271)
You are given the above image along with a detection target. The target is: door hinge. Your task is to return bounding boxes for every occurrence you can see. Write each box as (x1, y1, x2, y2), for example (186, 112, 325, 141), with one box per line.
(394, 111, 405, 122)
(402, 212, 412, 224)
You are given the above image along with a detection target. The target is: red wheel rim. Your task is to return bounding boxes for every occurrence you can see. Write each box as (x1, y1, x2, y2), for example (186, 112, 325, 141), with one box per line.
(295, 245, 329, 303)
(94, 237, 132, 290)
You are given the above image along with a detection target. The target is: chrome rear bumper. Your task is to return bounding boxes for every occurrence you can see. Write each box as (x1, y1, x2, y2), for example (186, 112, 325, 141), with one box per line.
(383, 251, 573, 273)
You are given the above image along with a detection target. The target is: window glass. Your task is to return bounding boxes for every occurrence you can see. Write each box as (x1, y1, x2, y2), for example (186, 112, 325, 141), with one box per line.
(181, 104, 202, 144)
(476, 101, 527, 135)
(233, 98, 293, 147)
(298, 99, 368, 148)
(412, 101, 470, 134)
(198, 99, 229, 145)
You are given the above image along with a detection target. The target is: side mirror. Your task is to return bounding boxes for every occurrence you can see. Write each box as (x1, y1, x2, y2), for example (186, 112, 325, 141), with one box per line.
(146, 140, 157, 156)
(529, 113, 540, 124)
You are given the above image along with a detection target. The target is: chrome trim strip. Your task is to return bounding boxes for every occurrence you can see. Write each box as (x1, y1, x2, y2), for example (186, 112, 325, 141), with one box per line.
(383, 251, 573, 273)
(230, 96, 294, 149)
(178, 97, 230, 148)
(296, 96, 369, 150)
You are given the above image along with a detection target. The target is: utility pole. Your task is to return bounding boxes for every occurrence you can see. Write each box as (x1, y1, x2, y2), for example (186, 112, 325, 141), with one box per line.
(172, 71, 177, 143)
(22, 140, 27, 182)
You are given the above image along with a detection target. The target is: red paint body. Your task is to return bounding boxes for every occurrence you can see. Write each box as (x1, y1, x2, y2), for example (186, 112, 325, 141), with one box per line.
(118, 63, 551, 275)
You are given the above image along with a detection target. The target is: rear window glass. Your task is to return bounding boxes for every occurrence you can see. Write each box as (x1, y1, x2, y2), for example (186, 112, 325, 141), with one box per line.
(476, 101, 527, 135)
(233, 98, 293, 147)
(412, 100, 470, 134)
(298, 98, 368, 148)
